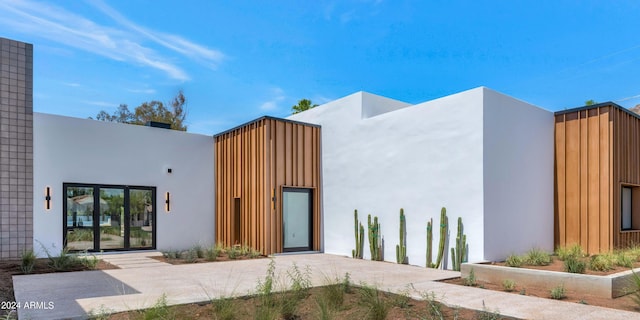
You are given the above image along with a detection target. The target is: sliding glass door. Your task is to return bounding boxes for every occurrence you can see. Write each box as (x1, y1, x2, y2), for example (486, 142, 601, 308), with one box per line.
(64, 183, 156, 251)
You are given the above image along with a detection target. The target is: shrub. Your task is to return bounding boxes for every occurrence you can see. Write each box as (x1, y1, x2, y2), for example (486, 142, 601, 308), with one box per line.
(501, 279, 516, 292)
(341, 272, 353, 294)
(550, 284, 566, 300)
(47, 247, 80, 271)
(589, 254, 614, 272)
(211, 296, 236, 320)
(525, 248, 552, 266)
(20, 249, 36, 274)
(505, 254, 523, 267)
(463, 268, 476, 287)
(78, 251, 99, 270)
(358, 284, 390, 320)
(183, 249, 199, 263)
(227, 246, 240, 260)
(556, 244, 585, 261)
(628, 270, 640, 308)
(615, 252, 634, 268)
(563, 257, 586, 274)
(205, 246, 220, 261)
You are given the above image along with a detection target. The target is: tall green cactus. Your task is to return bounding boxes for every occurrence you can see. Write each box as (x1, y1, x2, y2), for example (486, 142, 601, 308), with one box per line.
(434, 207, 448, 269)
(396, 208, 407, 264)
(368, 214, 383, 261)
(451, 217, 467, 271)
(352, 210, 364, 259)
(426, 218, 433, 268)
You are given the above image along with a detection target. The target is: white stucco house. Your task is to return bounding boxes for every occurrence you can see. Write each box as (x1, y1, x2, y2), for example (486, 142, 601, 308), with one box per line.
(1, 37, 576, 269)
(288, 87, 554, 266)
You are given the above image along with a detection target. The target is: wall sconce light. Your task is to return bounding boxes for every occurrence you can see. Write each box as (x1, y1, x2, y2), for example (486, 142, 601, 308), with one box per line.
(45, 186, 52, 211)
(165, 192, 171, 212)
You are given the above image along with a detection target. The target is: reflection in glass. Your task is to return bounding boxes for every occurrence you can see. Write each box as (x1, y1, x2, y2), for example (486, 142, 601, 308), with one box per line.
(99, 188, 125, 249)
(129, 189, 153, 248)
(283, 189, 311, 250)
(65, 187, 94, 250)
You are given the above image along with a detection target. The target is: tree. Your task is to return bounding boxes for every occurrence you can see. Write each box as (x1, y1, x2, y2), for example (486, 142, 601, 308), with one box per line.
(585, 99, 597, 106)
(93, 90, 188, 131)
(291, 99, 318, 114)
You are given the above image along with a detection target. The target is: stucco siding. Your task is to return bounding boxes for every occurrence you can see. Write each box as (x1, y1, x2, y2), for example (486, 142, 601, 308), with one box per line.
(482, 88, 554, 261)
(33, 113, 215, 256)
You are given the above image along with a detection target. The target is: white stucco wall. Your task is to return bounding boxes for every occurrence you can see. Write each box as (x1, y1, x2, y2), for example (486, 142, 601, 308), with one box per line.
(33, 113, 215, 256)
(290, 89, 486, 267)
(482, 88, 554, 261)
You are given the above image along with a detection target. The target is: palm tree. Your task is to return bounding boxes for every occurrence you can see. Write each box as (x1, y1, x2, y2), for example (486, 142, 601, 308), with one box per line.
(291, 99, 318, 114)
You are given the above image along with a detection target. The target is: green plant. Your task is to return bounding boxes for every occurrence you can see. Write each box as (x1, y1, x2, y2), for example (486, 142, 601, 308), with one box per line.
(227, 246, 240, 260)
(78, 251, 99, 270)
(450, 217, 467, 271)
(578, 299, 588, 305)
(435, 207, 448, 269)
(256, 259, 276, 308)
(248, 248, 262, 259)
(505, 254, 523, 267)
(279, 263, 312, 319)
(162, 249, 180, 259)
(627, 270, 640, 308)
(183, 249, 199, 263)
(550, 284, 566, 300)
(563, 256, 586, 274)
(314, 296, 335, 320)
(615, 252, 634, 268)
(205, 246, 220, 261)
(352, 210, 364, 259)
(46, 247, 80, 271)
(137, 293, 172, 320)
(396, 208, 408, 264)
(502, 279, 516, 292)
(555, 244, 585, 261)
(358, 284, 390, 320)
(525, 248, 552, 266)
(211, 296, 236, 320)
(367, 214, 383, 261)
(426, 217, 434, 268)
(463, 268, 476, 287)
(20, 249, 36, 274)
(589, 254, 614, 271)
(67, 228, 94, 242)
(421, 291, 443, 319)
(341, 272, 353, 294)
(519, 288, 526, 295)
(393, 286, 411, 308)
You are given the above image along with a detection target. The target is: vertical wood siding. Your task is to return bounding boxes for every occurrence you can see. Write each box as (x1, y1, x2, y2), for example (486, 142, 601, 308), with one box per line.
(215, 118, 321, 255)
(612, 109, 640, 249)
(554, 106, 613, 253)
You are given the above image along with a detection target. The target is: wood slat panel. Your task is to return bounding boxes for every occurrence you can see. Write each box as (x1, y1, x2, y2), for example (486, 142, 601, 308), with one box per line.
(215, 118, 322, 255)
(555, 107, 613, 253)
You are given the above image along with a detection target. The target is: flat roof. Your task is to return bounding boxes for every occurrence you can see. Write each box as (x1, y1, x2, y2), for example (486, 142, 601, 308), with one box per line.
(554, 101, 640, 120)
(213, 115, 320, 138)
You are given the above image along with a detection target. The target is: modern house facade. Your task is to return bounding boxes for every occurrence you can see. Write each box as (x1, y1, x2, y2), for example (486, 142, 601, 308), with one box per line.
(2, 37, 639, 265)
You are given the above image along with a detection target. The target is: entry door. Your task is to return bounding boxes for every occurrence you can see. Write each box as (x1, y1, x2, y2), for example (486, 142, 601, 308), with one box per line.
(64, 184, 155, 251)
(282, 188, 313, 252)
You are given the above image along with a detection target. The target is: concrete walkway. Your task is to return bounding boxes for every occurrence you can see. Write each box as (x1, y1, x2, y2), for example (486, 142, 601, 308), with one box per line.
(12, 252, 640, 320)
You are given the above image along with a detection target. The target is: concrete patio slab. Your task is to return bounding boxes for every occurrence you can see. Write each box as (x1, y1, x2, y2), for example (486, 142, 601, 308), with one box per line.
(11, 253, 640, 320)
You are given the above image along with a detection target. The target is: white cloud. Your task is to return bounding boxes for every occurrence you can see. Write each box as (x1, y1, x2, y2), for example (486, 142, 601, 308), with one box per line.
(259, 87, 286, 111)
(127, 88, 156, 94)
(0, 0, 224, 81)
(82, 100, 118, 108)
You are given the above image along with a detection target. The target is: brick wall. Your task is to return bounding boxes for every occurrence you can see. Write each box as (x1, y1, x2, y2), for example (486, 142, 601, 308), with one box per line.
(0, 38, 33, 259)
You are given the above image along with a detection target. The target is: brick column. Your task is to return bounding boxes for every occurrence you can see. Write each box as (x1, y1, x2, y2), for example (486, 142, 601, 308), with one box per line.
(0, 38, 33, 259)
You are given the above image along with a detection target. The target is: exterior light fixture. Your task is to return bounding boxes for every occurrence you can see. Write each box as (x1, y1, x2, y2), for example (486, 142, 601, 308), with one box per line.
(45, 186, 52, 211)
(165, 192, 171, 212)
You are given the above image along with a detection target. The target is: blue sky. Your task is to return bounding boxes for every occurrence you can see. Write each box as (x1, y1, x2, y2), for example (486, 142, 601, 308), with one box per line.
(1, 1, 640, 134)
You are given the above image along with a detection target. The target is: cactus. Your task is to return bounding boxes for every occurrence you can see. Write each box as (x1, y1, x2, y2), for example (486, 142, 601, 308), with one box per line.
(451, 217, 467, 271)
(352, 210, 364, 259)
(426, 218, 433, 268)
(434, 207, 448, 269)
(396, 208, 407, 264)
(368, 214, 383, 261)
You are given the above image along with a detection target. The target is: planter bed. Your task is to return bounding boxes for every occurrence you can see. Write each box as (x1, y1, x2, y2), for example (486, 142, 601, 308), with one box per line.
(460, 262, 640, 298)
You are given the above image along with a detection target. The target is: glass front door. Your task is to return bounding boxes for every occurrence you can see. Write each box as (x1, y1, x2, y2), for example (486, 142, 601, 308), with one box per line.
(64, 183, 156, 251)
(282, 188, 312, 252)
